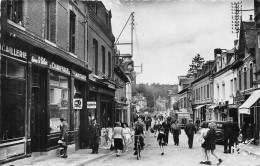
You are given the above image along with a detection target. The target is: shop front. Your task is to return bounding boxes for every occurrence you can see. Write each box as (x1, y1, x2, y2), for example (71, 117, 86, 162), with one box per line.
(0, 42, 28, 162)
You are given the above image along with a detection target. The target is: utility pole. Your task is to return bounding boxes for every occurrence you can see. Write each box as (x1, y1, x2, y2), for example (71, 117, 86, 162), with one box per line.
(231, 1, 254, 38)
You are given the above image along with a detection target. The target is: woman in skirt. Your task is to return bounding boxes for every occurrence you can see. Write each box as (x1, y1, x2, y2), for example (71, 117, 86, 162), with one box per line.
(157, 127, 166, 155)
(112, 122, 126, 157)
(122, 123, 132, 152)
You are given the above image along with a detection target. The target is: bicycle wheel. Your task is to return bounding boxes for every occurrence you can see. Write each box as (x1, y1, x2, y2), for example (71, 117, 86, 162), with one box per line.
(136, 143, 140, 160)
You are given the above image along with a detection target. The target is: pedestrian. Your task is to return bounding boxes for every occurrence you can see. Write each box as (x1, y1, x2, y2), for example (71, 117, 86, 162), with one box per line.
(133, 117, 146, 155)
(157, 127, 166, 155)
(59, 117, 68, 158)
(89, 119, 101, 154)
(197, 122, 210, 164)
(162, 118, 171, 145)
(222, 119, 239, 153)
(195, 118, 201, 133)
(122, 123, 132, 152)
(153, 118, 159, 137)
(171, 120, 181, 146)
(112, 122, 126, 157)
(203, 122, 223, 165)
(184, 119, 196, 149)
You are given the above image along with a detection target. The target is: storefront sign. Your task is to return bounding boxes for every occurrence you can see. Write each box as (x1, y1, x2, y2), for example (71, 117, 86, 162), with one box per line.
(0, 43, 27, 59)
(234, 95, 245, 103)
(49, 62, 70, 75)
(87, 101, 96, 109)
(72, 70, 86, 81)
(73, 98, 83, 109)
(31, 54, 48, 66)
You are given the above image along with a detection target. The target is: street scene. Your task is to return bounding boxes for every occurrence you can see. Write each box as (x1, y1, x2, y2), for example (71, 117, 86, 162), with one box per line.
(1, 0, 260, 166)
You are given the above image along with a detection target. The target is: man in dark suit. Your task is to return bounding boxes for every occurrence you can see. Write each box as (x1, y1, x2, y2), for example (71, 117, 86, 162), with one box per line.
(89, 119, 101, 154)
(162, 118, 171, 145)
(185, 119, 196, 149)
(222, 120, 239, 153)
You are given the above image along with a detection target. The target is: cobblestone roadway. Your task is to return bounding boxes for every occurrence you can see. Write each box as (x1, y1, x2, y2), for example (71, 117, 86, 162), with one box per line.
(85, 130, 260, 166)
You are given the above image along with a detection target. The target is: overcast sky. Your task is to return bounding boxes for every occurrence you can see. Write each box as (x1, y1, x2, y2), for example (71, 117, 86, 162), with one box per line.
(103, 0, 254, 85)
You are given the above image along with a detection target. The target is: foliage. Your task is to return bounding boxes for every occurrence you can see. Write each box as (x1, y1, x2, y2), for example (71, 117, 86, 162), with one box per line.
(136, 83, 178, 108)
(187, 54, 205, 77)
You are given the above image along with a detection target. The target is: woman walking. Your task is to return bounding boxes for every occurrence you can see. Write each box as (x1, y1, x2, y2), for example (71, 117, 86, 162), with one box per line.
(122, 123, 132, 152)
(157, 127, 166, 155)
(112, 122, 126, 157)
(171, 120, 181, 146)
(203, 122, 223, 165)
(198, 122, 210, 164)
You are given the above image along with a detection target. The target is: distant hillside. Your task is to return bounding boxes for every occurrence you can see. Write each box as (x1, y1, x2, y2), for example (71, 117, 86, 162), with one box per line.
(136, 83, 178, 108)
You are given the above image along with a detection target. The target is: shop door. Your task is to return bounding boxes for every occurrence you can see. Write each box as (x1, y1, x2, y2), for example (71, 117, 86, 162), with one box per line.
(31, 67, 47, 152)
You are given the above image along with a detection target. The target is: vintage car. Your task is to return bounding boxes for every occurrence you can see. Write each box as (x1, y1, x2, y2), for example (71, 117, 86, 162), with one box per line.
(202, 121, 225, 144)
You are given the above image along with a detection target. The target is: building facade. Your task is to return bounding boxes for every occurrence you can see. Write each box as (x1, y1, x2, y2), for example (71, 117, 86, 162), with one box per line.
(0, 0, 91, 163)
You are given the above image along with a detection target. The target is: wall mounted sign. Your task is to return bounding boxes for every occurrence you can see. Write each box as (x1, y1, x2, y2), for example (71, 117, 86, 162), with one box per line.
(0, 43, 27, 59)
(72, 70, 86, 81)
(73, 98, 83, 109)
(49, 62, 70, 75)
(31, 54, 48, 66)
(87, 101, 96, 109)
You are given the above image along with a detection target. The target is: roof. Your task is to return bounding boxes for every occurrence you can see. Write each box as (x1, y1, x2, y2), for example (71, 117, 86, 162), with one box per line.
(178, 76, 194, 85)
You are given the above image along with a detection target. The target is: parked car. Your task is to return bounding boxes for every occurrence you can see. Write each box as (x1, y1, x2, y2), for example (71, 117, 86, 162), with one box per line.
(202, 121, 225, 144)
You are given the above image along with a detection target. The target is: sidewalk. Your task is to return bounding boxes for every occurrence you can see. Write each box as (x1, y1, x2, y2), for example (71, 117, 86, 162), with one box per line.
(3, 145, 114, 166)
(241, 143, 260, 157)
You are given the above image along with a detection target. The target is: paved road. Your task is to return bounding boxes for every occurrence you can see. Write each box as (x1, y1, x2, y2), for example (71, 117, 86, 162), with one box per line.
(85, 130, 260, 166)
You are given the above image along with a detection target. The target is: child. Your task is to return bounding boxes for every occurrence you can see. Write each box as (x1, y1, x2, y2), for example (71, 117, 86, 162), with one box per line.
(157, 127, 166, 155)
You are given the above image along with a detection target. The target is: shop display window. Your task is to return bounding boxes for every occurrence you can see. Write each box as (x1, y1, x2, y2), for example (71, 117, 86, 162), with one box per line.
(49, 72, 69, 133)
(0, 58, 26, 141)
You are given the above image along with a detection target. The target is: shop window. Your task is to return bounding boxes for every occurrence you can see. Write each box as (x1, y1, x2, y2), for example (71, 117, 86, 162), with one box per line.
(1, 58, 26, 141)
(6, 0, 23, 25)
(69, 10, 76, 53)
(102, 46, 106, 74)
(49, 72, 69, 133)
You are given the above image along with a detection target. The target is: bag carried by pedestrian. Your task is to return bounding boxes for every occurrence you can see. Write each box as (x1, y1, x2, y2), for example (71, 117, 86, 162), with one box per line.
(150, 128, 154, 133)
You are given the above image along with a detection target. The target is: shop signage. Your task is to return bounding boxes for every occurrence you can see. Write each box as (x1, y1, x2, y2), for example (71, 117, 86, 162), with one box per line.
(73, 98, 83, 109)
(31, 54, 48, 66)
(87, 101, 96, 109)
(0, 43, 27, 59)
(72, 70, 86, 81)
(49, 62, 70, 75)
(234, 95, 245, 103)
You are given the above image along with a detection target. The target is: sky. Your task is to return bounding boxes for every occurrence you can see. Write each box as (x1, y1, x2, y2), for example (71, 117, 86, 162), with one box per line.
(103, 0, 254, 85)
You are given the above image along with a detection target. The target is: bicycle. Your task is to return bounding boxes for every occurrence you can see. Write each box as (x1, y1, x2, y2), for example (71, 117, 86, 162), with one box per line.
(135, 135, 141, 160)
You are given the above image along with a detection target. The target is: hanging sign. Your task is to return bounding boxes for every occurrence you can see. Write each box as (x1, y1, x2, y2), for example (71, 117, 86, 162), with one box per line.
(87, 101, 96, 109)
(73, 98, 83, 109)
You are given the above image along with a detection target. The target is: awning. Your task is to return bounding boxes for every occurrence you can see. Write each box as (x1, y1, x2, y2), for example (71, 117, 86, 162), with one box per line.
(238, 89, 260, 114)
(195, 105, 205, 109)
(209, 105, 218, 109)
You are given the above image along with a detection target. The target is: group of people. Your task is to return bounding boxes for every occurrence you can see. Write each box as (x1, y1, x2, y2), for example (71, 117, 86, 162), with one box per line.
(197, 121, 223, 165)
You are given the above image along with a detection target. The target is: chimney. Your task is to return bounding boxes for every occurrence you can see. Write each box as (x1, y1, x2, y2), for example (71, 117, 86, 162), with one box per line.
(250, 15, 253, 21)
(214, 48, 222, 60)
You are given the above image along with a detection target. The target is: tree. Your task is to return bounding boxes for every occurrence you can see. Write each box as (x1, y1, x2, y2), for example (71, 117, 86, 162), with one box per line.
(187, 54, 205, 77)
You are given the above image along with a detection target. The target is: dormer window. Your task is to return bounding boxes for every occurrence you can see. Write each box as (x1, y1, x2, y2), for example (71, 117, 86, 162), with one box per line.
(6, 0, 23, 25)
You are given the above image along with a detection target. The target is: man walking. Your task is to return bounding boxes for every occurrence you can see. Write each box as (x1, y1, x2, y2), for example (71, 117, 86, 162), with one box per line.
(162, 118, 171, 145)
(89, 119, 101, 154)
(185, 119, 196, 149)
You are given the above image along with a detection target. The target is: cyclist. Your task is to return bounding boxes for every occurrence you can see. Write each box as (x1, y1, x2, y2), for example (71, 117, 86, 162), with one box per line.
(133, 117, 146, 155)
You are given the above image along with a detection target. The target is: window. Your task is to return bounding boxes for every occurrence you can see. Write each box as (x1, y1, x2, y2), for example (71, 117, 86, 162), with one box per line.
(250, 63, 253, 88)
(234, 78, 237, 94)
(230, 79, 233, 97)
(45, 0, 56, 43)
(49, 72, 69, 133)
(184, 97, 187, 108)
(239, 71, 241, 90)
(1, 58, 26, 141)
(93, 39, 98, 75)
(6, 0, 23, 25)
(207, 84, 209, 98)
(217, 86, 219, 102)
(222, 84, 225, 100)
(204, 85, 206, 100)
(69, 11, 76, 53)
(108, 51, 112, 77)
(244, 67, 247, 90)
(102, 46, 106, 74)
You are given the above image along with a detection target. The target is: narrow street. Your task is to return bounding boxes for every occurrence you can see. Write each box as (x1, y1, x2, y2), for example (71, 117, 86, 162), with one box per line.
(85, 131, 260, 166)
